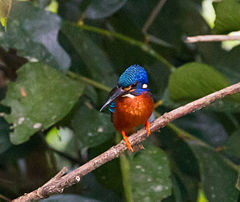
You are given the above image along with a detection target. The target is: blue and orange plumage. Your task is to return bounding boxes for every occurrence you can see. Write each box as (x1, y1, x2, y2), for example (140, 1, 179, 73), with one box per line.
(100, 65, 154, 152)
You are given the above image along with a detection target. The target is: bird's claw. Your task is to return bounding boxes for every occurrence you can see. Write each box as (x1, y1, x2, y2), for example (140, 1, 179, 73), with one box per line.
(122, 131, 134, 152)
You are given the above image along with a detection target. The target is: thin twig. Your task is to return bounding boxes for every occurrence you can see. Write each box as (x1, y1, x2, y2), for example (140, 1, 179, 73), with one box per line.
(77, 23, 176, 73)
(13, 82, 240, 201)
(67, 70, 111, 92)
(0, 194, 11, 202)
(185, 35, 240, 43)
(142, 0, 167, 34)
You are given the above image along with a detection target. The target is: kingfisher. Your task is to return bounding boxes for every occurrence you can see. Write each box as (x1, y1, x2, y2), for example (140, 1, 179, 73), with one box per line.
(100, 64, 154, 152)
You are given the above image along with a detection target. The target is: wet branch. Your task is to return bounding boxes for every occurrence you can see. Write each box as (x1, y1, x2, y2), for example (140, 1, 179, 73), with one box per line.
(13, 82, 240, 201)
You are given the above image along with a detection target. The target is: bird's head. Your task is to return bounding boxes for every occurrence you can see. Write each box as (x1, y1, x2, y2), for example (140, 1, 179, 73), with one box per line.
(100, 64, 149, 111)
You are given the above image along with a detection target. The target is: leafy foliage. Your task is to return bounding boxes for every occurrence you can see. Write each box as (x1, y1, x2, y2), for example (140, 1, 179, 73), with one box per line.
(0, 0, 240, 201)
(191, 144, 239, 202)
(61, 21, 117, 87)
(130, 147, 172, 201)
(0, 1, 70, 70)
(214, 0, 240, 34)
(84, 0, 128, 19)
(72, 105, 114, 148)
(169, 62, 231, 101)
(2, 62, 84, 144)
(0, 0, 12, 30)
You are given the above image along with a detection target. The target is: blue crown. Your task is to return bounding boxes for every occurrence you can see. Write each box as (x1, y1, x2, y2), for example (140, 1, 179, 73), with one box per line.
(118, 64, 148, 87)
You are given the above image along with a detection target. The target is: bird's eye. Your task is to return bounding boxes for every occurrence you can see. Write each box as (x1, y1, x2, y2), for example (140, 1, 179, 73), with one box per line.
(131, 81, 138, 88)
(123, 82, 138, 91)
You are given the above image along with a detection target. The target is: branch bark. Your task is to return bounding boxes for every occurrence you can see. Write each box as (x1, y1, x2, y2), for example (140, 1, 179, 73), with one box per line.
(13, 82, 240, 201)
(185, 34, 240, 43)
(142, 0, 167, 34)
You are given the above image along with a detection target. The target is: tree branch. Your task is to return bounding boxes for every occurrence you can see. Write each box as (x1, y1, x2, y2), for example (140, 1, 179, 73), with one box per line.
(77, 23, 176, 72)
(185, 34, 240, 43)
(13, 82, 240, 201)
(142, 0, 167, 34)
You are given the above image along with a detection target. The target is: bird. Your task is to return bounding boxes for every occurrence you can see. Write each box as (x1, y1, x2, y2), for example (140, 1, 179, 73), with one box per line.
(100, 64, 154, 152)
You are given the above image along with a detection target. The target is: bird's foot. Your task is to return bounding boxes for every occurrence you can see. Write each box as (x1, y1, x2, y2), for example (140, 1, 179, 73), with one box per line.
(146, 121, 151, 136)
(122, 131, 134, 152)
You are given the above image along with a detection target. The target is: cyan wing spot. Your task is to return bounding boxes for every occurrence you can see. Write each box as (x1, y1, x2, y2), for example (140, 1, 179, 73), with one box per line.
(109, 108, 115, 112)
(110, 102, 116, 108)
(109, 102, 116, 112)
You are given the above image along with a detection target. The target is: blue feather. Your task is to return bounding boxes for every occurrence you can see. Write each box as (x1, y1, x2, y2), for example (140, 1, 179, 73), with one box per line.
(118, 64, 148, 87)
(108, 65, 150, 112)
(134, 86, 150, 94)
(109, 101, 116, 112)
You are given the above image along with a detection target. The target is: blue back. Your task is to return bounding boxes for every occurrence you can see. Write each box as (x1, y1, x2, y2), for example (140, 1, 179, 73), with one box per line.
(118, 64, 148, 87)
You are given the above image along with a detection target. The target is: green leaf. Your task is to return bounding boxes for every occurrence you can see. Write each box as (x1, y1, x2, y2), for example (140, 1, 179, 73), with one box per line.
(0, 0, 12, 30)
(215, 45, 240, 83)
(1, 62, 84, 144)
(45, 126, 79, 159)
(130, 146, 172, 201)
(46, 127, 73, 151)
(174, 111, 228, 147)
(61, 21, 117, 87)
(0, 17, 7, 31)
(45, 0, 58, 13)
(213, 0, 240, 34)
(72, 105, 114, 148)
(196, 43, 240, 84)
(197, 45, 240, 111)
(169, 63, 231, 102)
(0, 1, 70, 70)
(197, 189, 208, 202)
(85, 0, 127, 19)
(191, 144, 239, 202)
(158, 127, 199, 201)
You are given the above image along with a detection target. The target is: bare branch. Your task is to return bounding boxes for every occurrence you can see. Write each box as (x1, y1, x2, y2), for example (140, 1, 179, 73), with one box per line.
(185, 34, 240, 43)
(13, 82, 240, 201)
(0, 194, 11, 202)
(142, 0, 167, 34)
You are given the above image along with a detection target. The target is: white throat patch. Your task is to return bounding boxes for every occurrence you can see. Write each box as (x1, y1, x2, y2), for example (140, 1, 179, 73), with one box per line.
(142, 84, 148, 89)
(122, 94, 135, 98)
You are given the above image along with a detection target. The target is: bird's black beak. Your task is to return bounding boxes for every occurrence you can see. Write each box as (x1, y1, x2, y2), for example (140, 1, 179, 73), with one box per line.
(100, 86, 124, 111)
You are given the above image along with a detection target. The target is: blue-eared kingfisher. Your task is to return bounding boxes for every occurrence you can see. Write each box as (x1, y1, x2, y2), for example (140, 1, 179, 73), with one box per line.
(100, 64, 154, 152)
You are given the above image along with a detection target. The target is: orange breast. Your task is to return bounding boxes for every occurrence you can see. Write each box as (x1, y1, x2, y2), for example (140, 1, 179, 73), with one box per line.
(112, 92, 154, 132)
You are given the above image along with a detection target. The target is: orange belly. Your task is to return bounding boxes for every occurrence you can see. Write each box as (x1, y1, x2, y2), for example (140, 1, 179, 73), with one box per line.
(112, 92, 154, 132)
